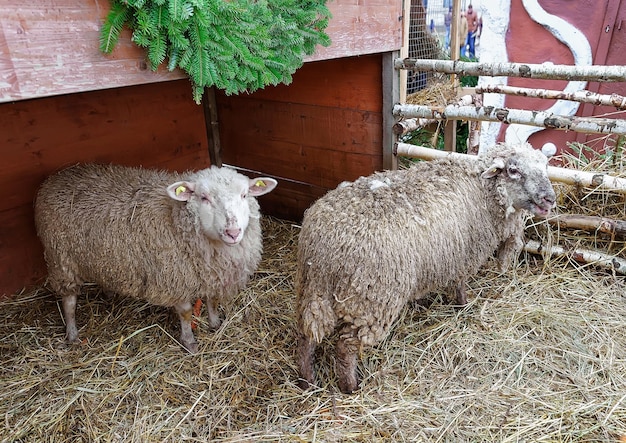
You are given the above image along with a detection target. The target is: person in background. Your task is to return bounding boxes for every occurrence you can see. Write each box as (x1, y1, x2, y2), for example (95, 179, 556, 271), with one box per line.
(465, 3, 481, 58)
(444, 6, 452, 50)
(459, 11, 468, 57)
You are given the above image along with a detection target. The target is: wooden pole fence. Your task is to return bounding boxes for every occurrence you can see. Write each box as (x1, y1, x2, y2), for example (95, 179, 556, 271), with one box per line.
(394, 59, 626, 82)
(394, 143, 626, 193)
(392, 103, 626, 135)
(476, 84, 626, 110)
(524, 240, 626, 275)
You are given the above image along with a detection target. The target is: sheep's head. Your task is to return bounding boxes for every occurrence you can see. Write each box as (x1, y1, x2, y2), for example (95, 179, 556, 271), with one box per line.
(481, 143, 556, 218)
(167, 166, 277, 245)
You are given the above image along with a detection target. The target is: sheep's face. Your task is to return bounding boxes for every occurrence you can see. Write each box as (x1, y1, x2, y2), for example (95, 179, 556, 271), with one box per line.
(167, 167, 277, 245)
(482, 148, 556, 217)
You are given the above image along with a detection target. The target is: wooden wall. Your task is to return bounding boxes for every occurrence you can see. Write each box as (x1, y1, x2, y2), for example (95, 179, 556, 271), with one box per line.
(0, 79, 210, 296)
(1, 0, 401, 102)
(217, 54, 385, 221)
(0, 0, 401, 296)
(1, 53, 389, 297)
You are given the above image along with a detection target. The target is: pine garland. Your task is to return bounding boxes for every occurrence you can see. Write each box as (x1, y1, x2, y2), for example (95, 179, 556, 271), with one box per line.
(100, 0, 331, 103)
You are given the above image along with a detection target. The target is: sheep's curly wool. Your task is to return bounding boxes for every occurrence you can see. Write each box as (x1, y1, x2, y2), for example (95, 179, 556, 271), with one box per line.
(296, 142, 555, 393)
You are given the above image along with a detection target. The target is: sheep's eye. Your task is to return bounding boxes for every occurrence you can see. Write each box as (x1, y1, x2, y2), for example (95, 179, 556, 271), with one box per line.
(241, 192, 248, 199)
(201, 195, 211, 203)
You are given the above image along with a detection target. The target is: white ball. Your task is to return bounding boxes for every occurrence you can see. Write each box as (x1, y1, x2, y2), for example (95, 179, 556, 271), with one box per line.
(541, 142, 557, 158)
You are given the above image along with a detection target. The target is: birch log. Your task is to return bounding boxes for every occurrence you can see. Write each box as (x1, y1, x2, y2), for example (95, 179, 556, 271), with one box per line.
(476, 85, 626, 110)
(392, 103, 626, 135)
(395, 59, 626, 82)
(524, 240, 626, 275)
(548, 214, 626, 237)
(394, 95, 476, 136)
(394, 143, 626, 193)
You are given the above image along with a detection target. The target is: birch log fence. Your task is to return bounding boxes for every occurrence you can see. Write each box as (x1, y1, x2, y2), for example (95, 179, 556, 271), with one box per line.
(394, 143, 626, 193)
(395, 144, 626, 274)
(393, 59, 626, 137)
(395, 59, 626, 82)
(476, 85, 626, 110)
(392, 59, 626, 275)
(393, 103, 626, 135)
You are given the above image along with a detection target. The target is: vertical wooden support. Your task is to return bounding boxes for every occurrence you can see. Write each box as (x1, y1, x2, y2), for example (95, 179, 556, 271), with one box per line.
(444, 0, 463, 152)
(383, 51, 400, 170)
(202, 87, 222, 167)
(399, 0, 410, 103)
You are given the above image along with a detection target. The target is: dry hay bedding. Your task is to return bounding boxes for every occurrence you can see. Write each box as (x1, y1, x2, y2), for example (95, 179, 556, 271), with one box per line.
(2, 211, 626, 441)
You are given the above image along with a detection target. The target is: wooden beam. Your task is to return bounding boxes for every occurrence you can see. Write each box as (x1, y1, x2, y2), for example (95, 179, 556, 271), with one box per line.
(202, 87, 222, 167)
(383, 51, 399, 170)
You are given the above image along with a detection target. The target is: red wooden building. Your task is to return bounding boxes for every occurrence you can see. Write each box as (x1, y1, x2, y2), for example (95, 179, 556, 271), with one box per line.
(0, 0, 403, 296)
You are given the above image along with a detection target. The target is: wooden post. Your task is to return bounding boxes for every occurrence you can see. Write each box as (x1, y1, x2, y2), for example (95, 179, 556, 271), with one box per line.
(202, 87, 222, 167)
(444, 0, 462, 152)
(383, 51, 400, 170)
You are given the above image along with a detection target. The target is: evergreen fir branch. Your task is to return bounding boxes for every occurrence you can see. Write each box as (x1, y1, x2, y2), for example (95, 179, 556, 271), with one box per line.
(151, 4, 169, 30)
(167, 23, 189, 49)
(147, 34, 168, 70)
(100, 0, 332, 101)
(99, 1, 129, 54)
(167, 47, 182, 71)
(168, 0, 194, 23)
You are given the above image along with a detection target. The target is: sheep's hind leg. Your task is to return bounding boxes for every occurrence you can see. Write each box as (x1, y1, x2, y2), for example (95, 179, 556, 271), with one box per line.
(61, 293, 80, 343)
(455, 281, 468, 306)
(174, 302, 199, 353)
(336, 327, 360, 394)
(297, 333, 317, 390)
(51, 275, 81, 344)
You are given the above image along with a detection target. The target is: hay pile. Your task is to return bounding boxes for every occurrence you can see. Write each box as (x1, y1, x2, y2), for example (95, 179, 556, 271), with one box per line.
(2, 166, 626, 441)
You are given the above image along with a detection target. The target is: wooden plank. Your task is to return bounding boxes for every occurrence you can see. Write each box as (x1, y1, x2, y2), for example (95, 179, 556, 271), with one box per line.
(0, 0, 402, 102)
(0, 1, 185, 103)
(0, 79, 210, 296)
(235, 54, 383, 110)
(0, 204, 47, 296)
(219, 97, 382, 152)
(226, 140, 381, 190)
(306, 0, 403, 63)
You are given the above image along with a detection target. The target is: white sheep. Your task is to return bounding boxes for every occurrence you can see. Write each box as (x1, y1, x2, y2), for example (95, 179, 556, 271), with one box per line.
(34, 164, 277, 353)
(295, 142, 556, 393)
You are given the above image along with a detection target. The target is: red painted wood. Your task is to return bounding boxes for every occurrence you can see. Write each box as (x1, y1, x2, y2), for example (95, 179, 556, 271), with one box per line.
(0, 79, 210, 296)
(218, 54, 385, 221)
(0, 0, 402, 102)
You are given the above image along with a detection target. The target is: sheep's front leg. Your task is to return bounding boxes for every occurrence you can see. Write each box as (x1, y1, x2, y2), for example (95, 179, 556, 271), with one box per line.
(297, 333, 317, 390)
(205, 297, 222, 330)
(174, 302, 199, 353)
(336, 327, 360, 394)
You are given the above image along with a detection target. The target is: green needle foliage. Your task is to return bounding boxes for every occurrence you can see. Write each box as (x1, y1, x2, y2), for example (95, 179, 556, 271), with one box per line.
(100, 0, 331, 103)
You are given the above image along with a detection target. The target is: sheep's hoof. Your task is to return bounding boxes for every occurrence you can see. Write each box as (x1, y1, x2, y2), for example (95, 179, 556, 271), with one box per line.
(297, 378, 313, 391)
(181, 339, 199, 354)
(338, 378, 359, 394)
(208, 317, 222, 331)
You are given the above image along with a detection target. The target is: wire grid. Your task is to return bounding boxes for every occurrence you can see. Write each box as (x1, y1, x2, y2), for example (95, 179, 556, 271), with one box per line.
(407, 0, 469, 94)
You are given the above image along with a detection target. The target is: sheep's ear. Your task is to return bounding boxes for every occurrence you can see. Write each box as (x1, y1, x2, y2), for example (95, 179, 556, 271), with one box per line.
(481, 158, 506, 179)
(167, 181, 195, 201)
(248, 177, 278, 196)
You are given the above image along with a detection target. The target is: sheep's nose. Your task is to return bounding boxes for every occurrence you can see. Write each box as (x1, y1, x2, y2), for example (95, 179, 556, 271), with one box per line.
(225, 228, 241, 241)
